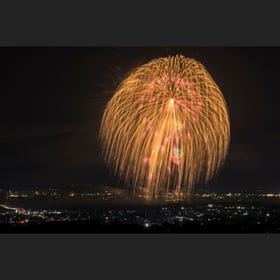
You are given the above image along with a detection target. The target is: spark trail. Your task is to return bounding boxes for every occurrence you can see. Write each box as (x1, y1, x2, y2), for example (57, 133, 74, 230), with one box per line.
(99, 55, 230, 200)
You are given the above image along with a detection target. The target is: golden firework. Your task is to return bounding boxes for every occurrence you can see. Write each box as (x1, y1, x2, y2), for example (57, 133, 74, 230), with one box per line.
(99, 55, 230, 200)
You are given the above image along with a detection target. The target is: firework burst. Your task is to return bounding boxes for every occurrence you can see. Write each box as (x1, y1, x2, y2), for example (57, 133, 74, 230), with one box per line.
(99, 55, 230, 200)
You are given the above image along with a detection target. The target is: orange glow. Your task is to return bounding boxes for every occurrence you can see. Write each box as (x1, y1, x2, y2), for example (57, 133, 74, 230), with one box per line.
(100, 55, 230, 200)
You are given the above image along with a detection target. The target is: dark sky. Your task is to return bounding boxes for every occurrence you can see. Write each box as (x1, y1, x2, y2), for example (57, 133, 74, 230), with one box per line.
(0, 47, 279, 192)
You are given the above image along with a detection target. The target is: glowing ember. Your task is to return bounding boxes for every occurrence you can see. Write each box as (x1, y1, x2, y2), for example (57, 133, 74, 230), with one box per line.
(99, 55, 230, 200)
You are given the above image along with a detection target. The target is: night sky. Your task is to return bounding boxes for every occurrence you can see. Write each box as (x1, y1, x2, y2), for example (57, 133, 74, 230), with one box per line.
(0, 47, 279, 192)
